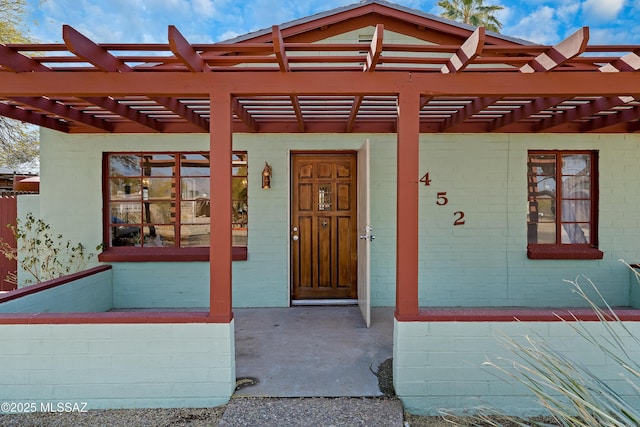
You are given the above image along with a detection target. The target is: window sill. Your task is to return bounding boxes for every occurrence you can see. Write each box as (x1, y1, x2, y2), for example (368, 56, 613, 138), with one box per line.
(98, 246, 247, 262)
(527, 245, 603, 260)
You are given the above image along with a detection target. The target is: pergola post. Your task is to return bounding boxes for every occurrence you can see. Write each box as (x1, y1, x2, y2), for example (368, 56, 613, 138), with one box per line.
(395, 90, 421, 318)
(209, 91, 233, 321)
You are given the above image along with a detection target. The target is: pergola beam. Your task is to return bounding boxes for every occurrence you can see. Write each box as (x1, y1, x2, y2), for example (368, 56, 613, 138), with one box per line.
(0, 102, 69, 132)
(347, 24, 385, 132)
(535, 96, 627, 132)
(272, 25, 290, 72)
(488, 97, 568, 132)
(0, 44, 50, 72)
(441, 96, 498, 131)
(12, 96, 114, 132)
(441, 27, 485, 73)
(600, 49, 640, 72)
(520, 27, 589, 73)
(65, 26, 210, 131)
(63, 25, 132, 72)
(272, 25, 305, 132)
(1, 72, 640, 97)
(153, 96, 209, 131)
(364, 24, 384, 72)
(232, 97, 257, 132)
(581, 103, 640, 132)
(82, 96, 162, 132)
(168, 25, 211, 72)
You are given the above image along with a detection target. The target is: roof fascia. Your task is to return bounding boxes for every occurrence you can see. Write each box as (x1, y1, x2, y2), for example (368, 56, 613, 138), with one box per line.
(221, 0, 530, 47)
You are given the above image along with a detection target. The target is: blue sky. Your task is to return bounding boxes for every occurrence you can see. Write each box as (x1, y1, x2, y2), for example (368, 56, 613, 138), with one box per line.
(24, 0, 640, 45)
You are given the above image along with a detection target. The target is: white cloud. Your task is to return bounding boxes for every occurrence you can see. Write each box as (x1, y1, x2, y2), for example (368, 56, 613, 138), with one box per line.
(503, 5, 559, 44)
(582, 0, 625, 21)
(192, 0, 218, 19)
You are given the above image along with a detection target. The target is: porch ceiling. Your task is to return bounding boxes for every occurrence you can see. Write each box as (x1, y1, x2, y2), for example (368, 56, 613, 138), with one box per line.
(1, 24, 640, 134)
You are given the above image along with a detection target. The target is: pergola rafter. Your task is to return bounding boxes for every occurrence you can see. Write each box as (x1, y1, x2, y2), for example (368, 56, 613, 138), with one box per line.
(520, 27, 590, 73)
(273, 25, 305, 132)
(441, 27, 484, 74)
(347, 24, 384, 132)
(12, 96, 114, 132)
(0, 3, 639, 135)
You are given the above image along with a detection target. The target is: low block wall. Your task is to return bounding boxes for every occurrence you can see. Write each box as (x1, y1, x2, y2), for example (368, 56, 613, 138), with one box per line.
(0, 266, 113, 313)
(394, 315, 640, 416)
(0, 321, 235, 409)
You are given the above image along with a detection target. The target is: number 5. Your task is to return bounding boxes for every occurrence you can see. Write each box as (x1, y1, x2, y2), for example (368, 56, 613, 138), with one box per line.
(436, 192, 448, 206)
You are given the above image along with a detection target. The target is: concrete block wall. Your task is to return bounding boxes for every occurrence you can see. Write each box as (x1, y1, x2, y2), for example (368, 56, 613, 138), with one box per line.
(394, 319, 640, 416)
(37, 129, 640, 309)
(0, 269, 113, 313)
(418, 133, 640, 307)
(111, 263, 208, 309)
(0, 322, 235, 409)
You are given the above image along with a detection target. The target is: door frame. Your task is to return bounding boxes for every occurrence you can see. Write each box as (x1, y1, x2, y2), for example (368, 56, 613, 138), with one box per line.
(288, 150, 359, 305)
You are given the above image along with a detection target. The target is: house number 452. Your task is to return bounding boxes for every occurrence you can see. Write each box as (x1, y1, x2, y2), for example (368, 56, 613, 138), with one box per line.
(420, 172, 465, 226)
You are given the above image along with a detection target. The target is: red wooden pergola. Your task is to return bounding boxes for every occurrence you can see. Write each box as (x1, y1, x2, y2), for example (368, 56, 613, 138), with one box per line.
(1, 1, 640, 322)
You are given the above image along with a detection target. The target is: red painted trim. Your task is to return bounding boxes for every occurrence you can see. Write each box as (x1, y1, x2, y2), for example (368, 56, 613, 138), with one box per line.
(527, 245, 604, 260)
(98, 246, 247, 262)
(396, 307, 640, 322)
(0, 265, 112, 304)
(209, 93, 233, 320)
(395, 91, 421, 317)
(0, 311, 233, 324)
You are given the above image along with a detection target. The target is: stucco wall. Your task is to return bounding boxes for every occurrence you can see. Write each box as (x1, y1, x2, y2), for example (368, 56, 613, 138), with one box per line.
(37, 129, 640, 308)
(394, 319, 640, 416)
(0, 322, 235, 409)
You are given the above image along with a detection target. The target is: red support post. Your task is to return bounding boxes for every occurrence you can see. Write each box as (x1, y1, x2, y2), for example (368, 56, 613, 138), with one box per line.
(395, 91, 420, 318)
(209, 92, 233, 322)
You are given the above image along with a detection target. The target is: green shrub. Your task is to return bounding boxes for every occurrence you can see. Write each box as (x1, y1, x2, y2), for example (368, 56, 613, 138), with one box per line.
(0, 212, 98, 287)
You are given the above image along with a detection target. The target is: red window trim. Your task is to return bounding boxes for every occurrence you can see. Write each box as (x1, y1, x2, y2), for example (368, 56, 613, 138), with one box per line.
(98, 246, 247, 262)
(103, 151, 248, 257)
(527, 244, 603, 260)
(527, 150, 601, 260)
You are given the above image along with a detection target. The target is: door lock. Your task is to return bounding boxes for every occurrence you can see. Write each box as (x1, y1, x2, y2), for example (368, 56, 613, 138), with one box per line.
(359, 226, 375, 242)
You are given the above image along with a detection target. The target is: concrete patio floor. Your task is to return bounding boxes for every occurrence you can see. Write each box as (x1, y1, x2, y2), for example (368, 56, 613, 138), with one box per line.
(232, 306, 394, 397)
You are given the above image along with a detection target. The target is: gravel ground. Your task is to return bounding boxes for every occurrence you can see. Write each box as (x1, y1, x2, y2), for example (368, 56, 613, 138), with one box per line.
(0, 403, 557, 426)
(0, 407, 226, 427)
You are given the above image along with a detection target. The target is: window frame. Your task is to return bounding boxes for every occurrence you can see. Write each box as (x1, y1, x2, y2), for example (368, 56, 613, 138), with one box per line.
(99, 151, 248, 262)
(526, 150, 603, 260)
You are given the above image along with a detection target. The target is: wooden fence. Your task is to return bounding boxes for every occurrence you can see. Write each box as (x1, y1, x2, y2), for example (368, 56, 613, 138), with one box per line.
(0, 196, 17, 291)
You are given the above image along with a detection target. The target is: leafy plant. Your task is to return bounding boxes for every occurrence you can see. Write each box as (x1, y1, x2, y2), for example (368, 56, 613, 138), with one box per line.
(0, 212, 98, 287)
(476, 263, 640, 426)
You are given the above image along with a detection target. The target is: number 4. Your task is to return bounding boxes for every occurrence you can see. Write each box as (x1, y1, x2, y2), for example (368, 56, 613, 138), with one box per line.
(419, 172, 432, 186)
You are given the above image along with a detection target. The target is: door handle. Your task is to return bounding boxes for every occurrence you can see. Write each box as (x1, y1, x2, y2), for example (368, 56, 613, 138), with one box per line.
(359, 226, 375, 242)
(291, 226, 299, 241)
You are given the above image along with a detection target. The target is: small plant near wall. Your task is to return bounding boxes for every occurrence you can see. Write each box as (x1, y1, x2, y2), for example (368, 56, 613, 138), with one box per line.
(464, 262, 640, 426)
(0, 212, 99, 287)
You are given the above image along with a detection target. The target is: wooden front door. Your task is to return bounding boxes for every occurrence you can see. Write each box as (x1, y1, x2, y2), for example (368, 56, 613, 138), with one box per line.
(291, 153, 358, 300)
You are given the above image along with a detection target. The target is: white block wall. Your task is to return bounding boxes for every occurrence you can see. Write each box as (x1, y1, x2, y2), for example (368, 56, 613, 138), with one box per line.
(394, 319, 640, 416)
(0, 322, 235, 409)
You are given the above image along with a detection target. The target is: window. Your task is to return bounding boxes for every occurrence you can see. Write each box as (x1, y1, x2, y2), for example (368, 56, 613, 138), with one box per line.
(102, 151, 247, 261)
(527, 150, 602, 259)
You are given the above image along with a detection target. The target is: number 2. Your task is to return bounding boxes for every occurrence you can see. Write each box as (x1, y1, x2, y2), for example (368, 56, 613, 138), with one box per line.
(453, 211, 465, 226)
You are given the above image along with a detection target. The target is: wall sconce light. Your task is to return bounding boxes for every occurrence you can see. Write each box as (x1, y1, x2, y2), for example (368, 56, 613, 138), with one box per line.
(262, 162, 272, 189)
